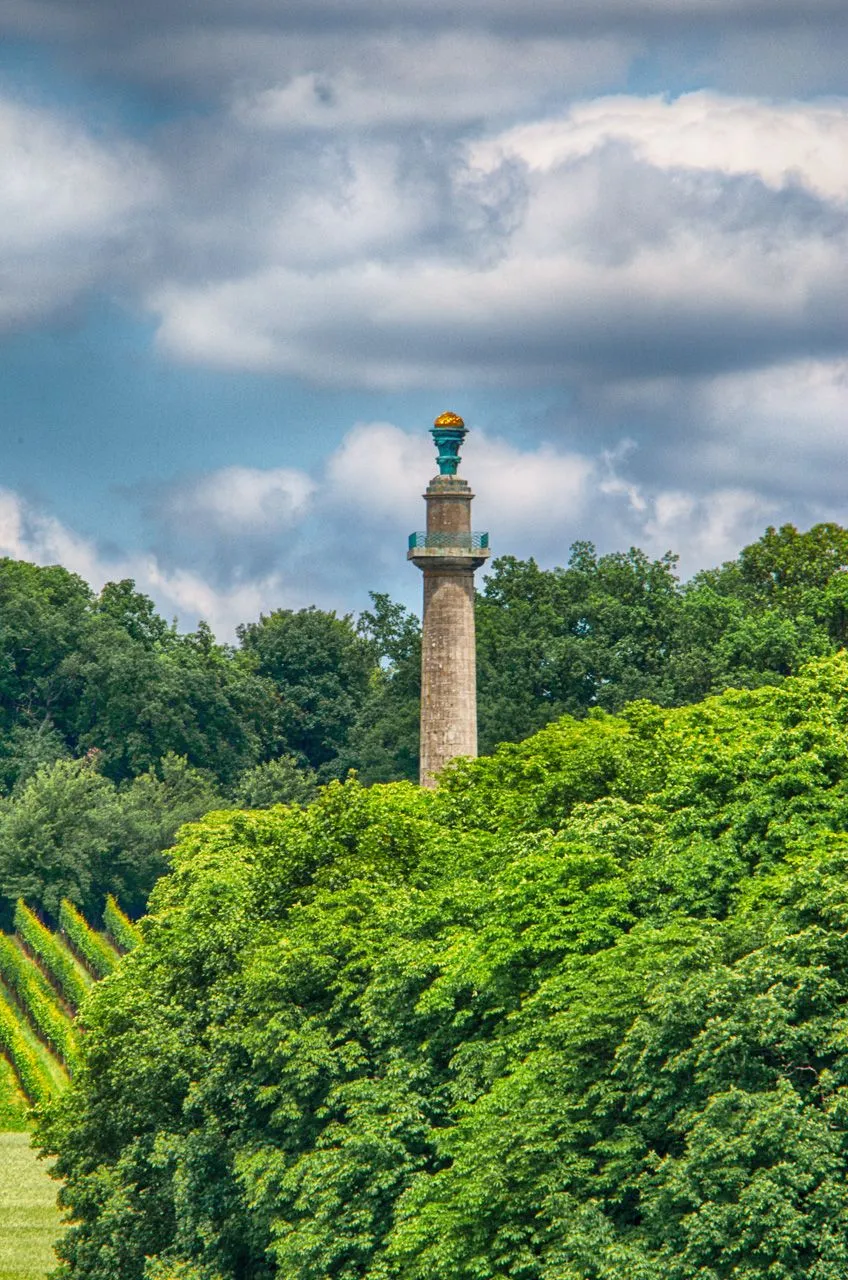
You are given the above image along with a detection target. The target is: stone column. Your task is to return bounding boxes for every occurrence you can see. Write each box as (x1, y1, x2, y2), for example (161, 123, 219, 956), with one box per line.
(408, 414, 489, 787)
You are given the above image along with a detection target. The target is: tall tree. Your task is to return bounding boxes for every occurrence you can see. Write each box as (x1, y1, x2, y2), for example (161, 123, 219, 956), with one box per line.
(475, 544, 683, 751)
(347, 593, 421, 784)
(237, 607, 375, 775)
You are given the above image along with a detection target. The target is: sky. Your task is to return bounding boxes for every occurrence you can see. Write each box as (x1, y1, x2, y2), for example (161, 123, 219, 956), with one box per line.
(0, 0, 846, 638)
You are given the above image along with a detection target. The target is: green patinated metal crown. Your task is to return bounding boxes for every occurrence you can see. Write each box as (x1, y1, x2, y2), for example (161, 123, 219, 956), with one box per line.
(432, 412, 467, 476)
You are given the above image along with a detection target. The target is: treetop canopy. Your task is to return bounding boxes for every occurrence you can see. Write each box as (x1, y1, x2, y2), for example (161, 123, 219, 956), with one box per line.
(40, 651, 848, 1280)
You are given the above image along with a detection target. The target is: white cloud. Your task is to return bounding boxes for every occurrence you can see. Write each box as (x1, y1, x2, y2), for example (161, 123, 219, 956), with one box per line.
(162, 465, 315, 533)
(691, 358, 848, 500)
(463, 432, 595, 552)
(325, 422, 433, 523)
(324, 422, 595, 549)
(0, 486, 301, 640)
(140, 560, 292, 636)
(0, 96, 159, 328)
(472, 92, 848, 203)
(640, 487, 776, 573)
(319, 419, 768, 581)
(1, 398, 846, 644)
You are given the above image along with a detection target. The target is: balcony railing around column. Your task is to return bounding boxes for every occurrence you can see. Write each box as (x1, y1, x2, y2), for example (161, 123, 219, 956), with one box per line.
(408, 531, 489, 551)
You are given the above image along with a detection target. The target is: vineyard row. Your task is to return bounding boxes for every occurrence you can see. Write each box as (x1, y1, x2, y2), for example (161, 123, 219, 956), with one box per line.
(0, 896, 139, 1128)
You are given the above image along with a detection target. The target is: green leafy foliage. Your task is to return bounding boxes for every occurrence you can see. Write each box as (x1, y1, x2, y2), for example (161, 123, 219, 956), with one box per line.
(102, 896, 142, 953)
(38, 653, 848, 1279)
(58, 901, 119, 980)
(346, 524, 848, 779)
(13, 904, 90, 1012)
(0, 996, 56, 1111)
(0, 761, 126, 922)
(237, 607, 375, 776)
(0, 565, 282, 794)
(0, 935, 80, 1072)
(69, 619, 279, 786)
(0, 523, 846, 918)
(231, 756, 318, 809)
(347, 593, 421, 784)
(0, 753, 224, 921)
(473, 531, 841, 751)
(0, 1049, 28, 1130)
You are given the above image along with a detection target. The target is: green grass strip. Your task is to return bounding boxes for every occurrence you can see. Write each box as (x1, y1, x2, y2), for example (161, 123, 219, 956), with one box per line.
(103, 894, 142, 953)
(0, 996, 54, 1110)
(0, 1130, 61, 1278)
(58, 900, 119, 980)
(0, 938, 80, 1075)
(13, 904, 90, 1013)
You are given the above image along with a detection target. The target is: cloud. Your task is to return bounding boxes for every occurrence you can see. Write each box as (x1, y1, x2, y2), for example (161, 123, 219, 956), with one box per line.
(1, 0, 846, 644)
(157, 465, 315, 535)
(0, 96, 158, 329)
(144, 464, 316, 585)
(0, 484, 305, 639)
(3, 0, 845, 46)
(473, 92, 848, 203)
(578, 354, 848, 506)
(690, 358, 848, 504)
(1, 1, 844, 124)
(232, 33, 631, 132)
(641, 487, 775, 572)
(147, 92, 848, 388)
(319, 420, 774, 580)
(325, 422, 433, 524)
(322, 422, 595, 573)
(1, 35, 845, 407)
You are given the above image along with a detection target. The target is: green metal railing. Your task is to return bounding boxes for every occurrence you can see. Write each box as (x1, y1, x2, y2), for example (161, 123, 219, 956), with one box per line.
(408, 531, 489, 551)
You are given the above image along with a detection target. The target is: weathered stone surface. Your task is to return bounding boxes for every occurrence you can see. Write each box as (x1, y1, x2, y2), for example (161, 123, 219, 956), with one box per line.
(410, 469, 488, 787)
(419, 565, 478, 785)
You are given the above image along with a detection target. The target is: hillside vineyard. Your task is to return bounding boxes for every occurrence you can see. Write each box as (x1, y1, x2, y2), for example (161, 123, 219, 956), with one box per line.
(0, 898, 137, 1126)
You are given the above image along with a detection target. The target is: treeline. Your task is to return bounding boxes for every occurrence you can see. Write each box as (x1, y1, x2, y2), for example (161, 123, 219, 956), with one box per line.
(350, 521, 848, 775)
(41, 653, 848, 1279)
(2, 521, 848, 919)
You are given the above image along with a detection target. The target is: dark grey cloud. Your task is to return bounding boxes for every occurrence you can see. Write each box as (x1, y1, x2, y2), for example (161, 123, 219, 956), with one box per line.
(2, 0, 845, 103)
(3, 0, 845, 39)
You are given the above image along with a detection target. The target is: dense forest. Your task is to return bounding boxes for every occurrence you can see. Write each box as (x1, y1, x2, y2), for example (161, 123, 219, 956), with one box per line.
(1, 521, 848, 923)
(38, 652, 848, 1279)
(0, 519, 842, 1276)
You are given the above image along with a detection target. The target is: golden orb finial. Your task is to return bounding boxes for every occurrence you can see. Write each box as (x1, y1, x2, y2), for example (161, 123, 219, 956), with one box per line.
(433, 411, 465, 428)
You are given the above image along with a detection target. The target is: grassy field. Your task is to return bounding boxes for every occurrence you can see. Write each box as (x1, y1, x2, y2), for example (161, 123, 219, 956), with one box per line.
(0, 1131, 61, 1280)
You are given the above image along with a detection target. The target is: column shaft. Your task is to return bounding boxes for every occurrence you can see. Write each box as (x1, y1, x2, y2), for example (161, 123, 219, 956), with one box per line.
(420, 566, 477, 786)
